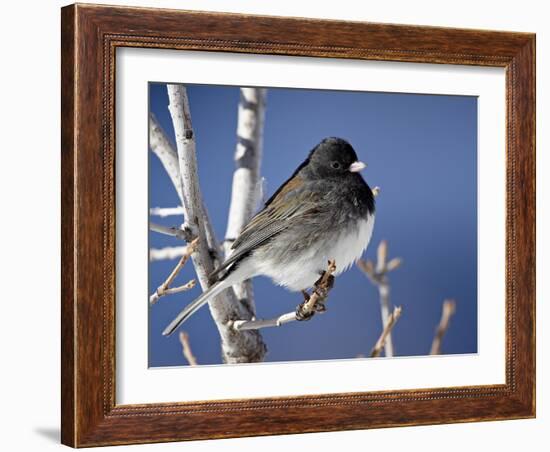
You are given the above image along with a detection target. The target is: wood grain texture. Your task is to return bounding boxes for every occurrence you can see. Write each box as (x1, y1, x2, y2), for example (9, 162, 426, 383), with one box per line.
(61, 3, 536, 447)
(60, 5, 76, 446)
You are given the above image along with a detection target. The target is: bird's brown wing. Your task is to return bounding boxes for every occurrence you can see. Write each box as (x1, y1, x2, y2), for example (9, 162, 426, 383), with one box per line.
(208, 176, 321, 282)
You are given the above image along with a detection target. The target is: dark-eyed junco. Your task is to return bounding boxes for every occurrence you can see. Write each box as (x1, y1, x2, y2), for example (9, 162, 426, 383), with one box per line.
(163, 137, 375, 336)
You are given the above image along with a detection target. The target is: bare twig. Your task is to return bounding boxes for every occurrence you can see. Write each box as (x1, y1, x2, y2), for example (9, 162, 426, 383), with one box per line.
(162, 281, 197, 296)
(149, 222, 193, 241)
(150, 206, 185, 217)
(224, 88, 267, 310)
(358, 240, 402, 357)
(430, 299, 456, 355)
(231, 312, 298, 331)
(370, 306, 403, 357)
(150, 246, 189, 262)
(166, 84, 266, 363)
(231, 261, 337, 331)
(149, 238, 198, 305)
(179, 331, 198, 366)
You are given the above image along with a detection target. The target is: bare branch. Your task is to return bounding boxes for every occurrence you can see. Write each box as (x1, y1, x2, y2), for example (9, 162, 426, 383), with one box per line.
(149, 222, 193, 242)
(162, 281, 197, 296)
(167, 86, 202, 239)
(166, 84, 266, 363)
(149, 114, 220, 256)
(149, 113, 184, 204)
(150, 206, 185, 217)
(370, 306, 403, 358)
(225, 88, 267, 241)
(386, 257, 402, 272)
(376, 239, 388, 273)
(149, 238, 198, 305)
(230, 260, 337, 331)
(231, 312, 300, 331)
(358, 240, 402, 357)
(149, 246, 189, 262)
(179, 332, 198, 366)
(224, 88, 267, 310)
(430, 299, 456, 355)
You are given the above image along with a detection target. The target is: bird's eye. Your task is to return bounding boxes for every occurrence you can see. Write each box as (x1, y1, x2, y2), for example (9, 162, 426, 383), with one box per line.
(330, 161, 341, 170)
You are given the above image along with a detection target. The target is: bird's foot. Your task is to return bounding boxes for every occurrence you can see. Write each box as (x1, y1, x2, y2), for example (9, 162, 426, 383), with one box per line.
(314, 272, 335, 291)
(311, 273, 334, 304)
(295, 264, 336, 321)
(295, 302, 315, 321)
(314, 302, 327, 313)
(295, 288, 328, 320)
(296, 290, 315, 321)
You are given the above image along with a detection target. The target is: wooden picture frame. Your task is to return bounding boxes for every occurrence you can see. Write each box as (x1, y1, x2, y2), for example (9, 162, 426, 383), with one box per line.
(61, 3, 535, 447)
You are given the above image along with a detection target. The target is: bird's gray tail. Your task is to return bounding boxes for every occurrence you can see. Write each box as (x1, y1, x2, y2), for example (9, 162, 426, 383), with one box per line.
(162, 280, 229, 336)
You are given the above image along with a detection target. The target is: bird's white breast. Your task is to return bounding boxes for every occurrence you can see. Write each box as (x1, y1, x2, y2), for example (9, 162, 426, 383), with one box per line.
(255, 213, 375, 291)
(324, 214, 375, 276)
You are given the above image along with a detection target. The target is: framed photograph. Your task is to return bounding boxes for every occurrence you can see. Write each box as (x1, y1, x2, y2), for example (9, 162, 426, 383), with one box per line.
(61, 3, 535, 447)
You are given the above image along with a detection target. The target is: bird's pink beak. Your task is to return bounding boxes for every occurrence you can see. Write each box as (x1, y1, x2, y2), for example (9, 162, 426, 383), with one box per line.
(349, 161, 367, 172)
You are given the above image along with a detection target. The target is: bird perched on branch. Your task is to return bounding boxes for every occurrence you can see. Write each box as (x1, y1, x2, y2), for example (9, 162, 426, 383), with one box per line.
(163, 137, 375, 336)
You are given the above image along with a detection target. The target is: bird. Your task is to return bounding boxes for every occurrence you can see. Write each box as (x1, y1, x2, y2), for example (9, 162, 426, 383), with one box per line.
(163, 137, 376, 336)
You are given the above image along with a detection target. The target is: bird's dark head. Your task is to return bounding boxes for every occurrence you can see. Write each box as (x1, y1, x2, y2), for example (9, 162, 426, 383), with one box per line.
(305, 137, 366, 179)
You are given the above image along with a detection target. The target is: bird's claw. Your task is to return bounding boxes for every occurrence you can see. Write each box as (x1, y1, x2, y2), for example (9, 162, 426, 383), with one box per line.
(314, 302, 327, 313)
(296, 291, 328, 321)
(314, 273, 335, 291)
(295, 269, 334, 321)
(295, 303, 315, 321)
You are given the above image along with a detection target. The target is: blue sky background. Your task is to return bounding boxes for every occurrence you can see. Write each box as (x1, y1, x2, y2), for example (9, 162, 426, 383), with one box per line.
(148, 83, 478, 367)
